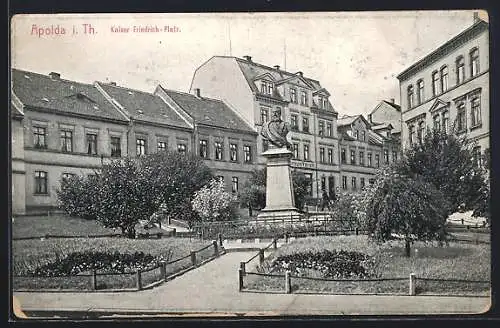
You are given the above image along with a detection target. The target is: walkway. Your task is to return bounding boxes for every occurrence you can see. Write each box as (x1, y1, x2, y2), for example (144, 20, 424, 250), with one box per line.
(14, 252, 490, 317)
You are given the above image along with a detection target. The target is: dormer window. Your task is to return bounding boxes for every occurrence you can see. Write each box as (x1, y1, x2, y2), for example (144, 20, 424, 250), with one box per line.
(290, 88, 298, 103)
(318, 96, 328, 109)
(260, 81, 273, 95)
(300, 91, 308, 106)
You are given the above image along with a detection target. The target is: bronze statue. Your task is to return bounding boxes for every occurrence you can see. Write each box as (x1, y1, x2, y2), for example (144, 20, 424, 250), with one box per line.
(261, 108, 292, 149)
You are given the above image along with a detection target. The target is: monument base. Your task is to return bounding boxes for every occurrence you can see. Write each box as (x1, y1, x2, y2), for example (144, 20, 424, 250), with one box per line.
(256, 208, 303, 222)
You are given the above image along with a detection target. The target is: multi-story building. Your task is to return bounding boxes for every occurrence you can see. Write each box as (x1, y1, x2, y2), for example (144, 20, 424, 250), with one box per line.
(189, 55, 340, 198)
(368, 98, 402, 140)
(11, 69, 258, 215)
(397, 17, 489, 165)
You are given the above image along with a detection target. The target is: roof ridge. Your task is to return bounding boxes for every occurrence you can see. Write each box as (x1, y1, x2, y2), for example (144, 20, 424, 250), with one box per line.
(163, 88, 227, 103)
(235, 57, 320, 83)
(12, 68, 96, 87)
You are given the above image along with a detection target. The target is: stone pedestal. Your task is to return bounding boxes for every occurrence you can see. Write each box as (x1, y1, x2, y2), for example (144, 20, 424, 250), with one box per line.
(257, 147, 302, 220)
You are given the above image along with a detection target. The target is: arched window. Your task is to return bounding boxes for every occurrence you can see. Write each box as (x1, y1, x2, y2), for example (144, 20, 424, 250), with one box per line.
(407, 85, 414, 108)
(417, 121, 425, 143)
(456, 56, 465, 84)
(440, 66, 449, 92)
(470, 48, 480, 77)
(417, 79, 424, 104)
(432, 71, 440, 96)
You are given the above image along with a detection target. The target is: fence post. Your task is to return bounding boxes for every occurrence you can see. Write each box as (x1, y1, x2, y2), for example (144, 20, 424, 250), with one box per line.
(238, 268, 244, 291)
(259, 249, 265, 264)
(355, 227, 359, 235)
(461, 218, 464, 225)
(168, 216, 171, 225)
(213, 240, 219, 256)
(285, 270, 291, 294)
(160, 261, 167, 281)
(172, 228, 176, 237)
(475, 235, 479, 245)
(90, 270, 97, 290)
(409, 273, 416, 296)
(240, 261, 246, 276)
(273, 238, 277, 250)
(218, 233, 223, 246)
(136, 269, 142, 290)
(190, 251, 197, 267)
(285, 232, 289, 244)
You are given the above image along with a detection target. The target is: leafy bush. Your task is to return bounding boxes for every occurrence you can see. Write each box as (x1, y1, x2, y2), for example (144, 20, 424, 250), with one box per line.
(56, 174, 99, 220)
(272, 250, 376, 279)
(22, 250, 172, 277)
(192, 179, 238, 221)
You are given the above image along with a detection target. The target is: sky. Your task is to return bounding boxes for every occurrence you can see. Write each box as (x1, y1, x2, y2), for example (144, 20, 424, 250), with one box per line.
(11, 11, 485, 117)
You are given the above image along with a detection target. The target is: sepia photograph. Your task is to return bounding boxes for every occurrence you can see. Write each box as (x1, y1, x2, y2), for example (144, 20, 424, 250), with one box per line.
(9, 11, 491, 319)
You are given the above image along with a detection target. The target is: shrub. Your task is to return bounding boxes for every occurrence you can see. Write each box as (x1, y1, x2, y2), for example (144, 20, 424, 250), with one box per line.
(192, 179, 238, 222)
(56, 174, 99, 220)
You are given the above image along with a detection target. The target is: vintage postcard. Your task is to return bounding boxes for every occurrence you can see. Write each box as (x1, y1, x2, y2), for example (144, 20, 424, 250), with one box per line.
(10, 11, 491, 319)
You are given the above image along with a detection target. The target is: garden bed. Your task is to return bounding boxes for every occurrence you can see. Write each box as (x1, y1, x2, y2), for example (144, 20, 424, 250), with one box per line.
(244, 235, 490, 296)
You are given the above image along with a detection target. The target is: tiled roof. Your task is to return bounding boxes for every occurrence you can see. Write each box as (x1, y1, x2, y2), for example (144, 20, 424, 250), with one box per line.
(162, 88, 256, 134)
(382, 100, 401, 111)
(11, 69, 127, 122)
(97, 83, 190, 129)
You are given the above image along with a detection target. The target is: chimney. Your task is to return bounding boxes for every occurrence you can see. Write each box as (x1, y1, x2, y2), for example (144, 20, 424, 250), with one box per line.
(368, 114, 373, 123)
(473, 11, 480, 23)
(388, 98, 395, 104)
(194, 88, 201, 98)
(297, 71, 303, 77)
(109, 81, 117, 86)
(274, 65, 280, 70)
(49, 72, 60, 80)
(243, 55, 252, 62)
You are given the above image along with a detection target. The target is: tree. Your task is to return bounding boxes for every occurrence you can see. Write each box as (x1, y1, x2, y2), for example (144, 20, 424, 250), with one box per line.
(398, 129, 487, 214)
(57, 173, 99, 220)
(191, 179, 238, 222)
(239, 167, 312, 211)
(365, 166, 450, 257)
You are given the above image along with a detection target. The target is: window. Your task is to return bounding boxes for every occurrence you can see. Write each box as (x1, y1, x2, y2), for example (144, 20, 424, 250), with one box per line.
(231, 177, 239, 193)
(342, 176, 347, 190)
(303, 144, 310, 161)
(392, 151, 397, 163)
(290, 114, 298, 131)
(417, 79, 424, 105)
(470, 48, 479, 77)
(157, 141, 167, 152)
(369, 178, 375, 185)
(362, 131, 366, 142)
(260, 108, 269, 124)
(216, 175, 225, 183)
(136, 138, 146, 156)
(243, 145, 252, 163)
(471, 96, 481, 127)
(360, 178, 365, 189)
(319, 147, 325, 163)
(341, 148, 346, 164)
(230, 143, 238, 162)
(304, 173, 313, 196)
(473, 146, 482, 167)
(86, 133, 98, 155)
(292, 143, 299, 159)
(350, 150, 356, 165)
(359, 151, 365, 166)
(215, 141, 223, 160)
(302, 117, 309, 133)
(433, 115, 441, 131)
(263, 139, 269, 152)
(367, 153, 372, 167)
(351, 177, 357, 190)
(417, 121, 425, 143)
(354, 130, 359, 140)
(321, 177, 326, 191)
(432, 71, 440, 96)
(375, 154, 380, 168)
(457, 103, 467, 132)
(322, 97, 328, 109)
(290, 88, 297, 103)
(61, 173, 75, 181)
(328, 176, 335, 195)
(326, 123, 332, 137)
(177, 143, 187, 154)
(327, 148, 333, 164)
(440, 66, 449, 92)
(456, 56, 465, 84)
(60, 130, 73, 152)
(111, 137, 121, 157)
(33, 126, 47, 148)
(407, 85, 414, 108)
(34, 171, 48, 194)
(300, 90, 308, 106)
(318, 121, 325, 136)
(260, 81, 273, 95)
(199, 139, 208, 158)
(442, 111, 449, 134)
(384, 149, 389, 164)
(409, 124, 415, 144)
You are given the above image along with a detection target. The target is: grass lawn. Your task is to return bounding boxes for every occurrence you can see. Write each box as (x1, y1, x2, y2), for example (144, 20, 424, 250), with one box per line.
(12, 215, 118, 239)
(244, 235, 490, 296)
